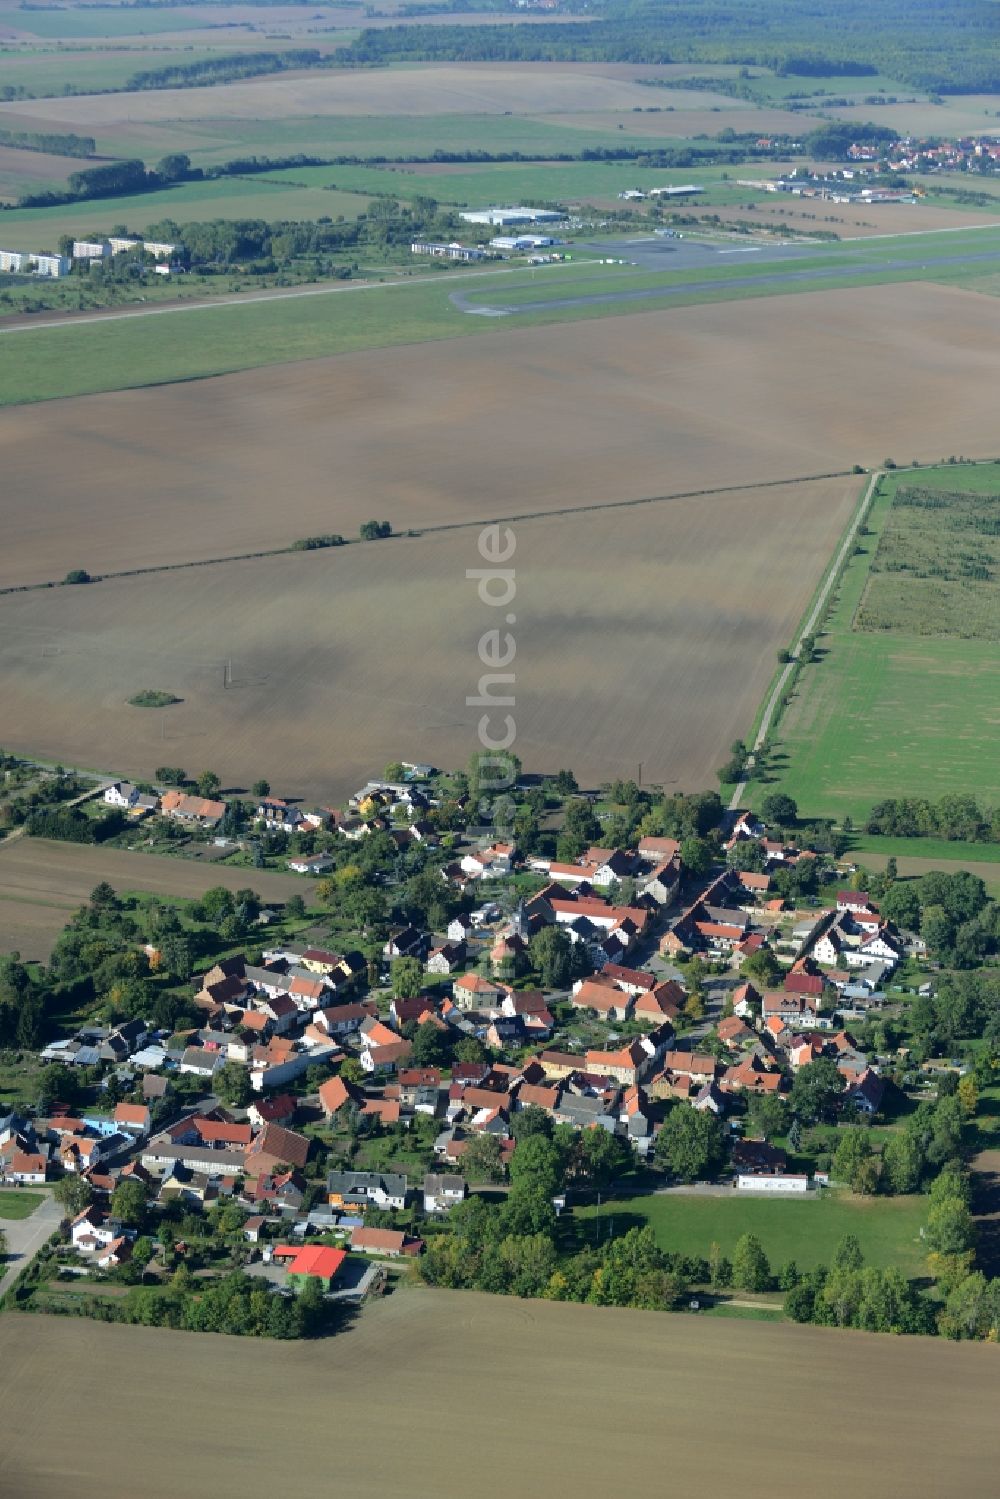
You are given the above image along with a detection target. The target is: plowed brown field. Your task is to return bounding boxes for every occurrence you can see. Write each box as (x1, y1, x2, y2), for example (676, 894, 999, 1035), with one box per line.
(0, 477, 859, 802)
(1, 282, 998, 588)
(0, 837, 316, 960)
(0, 1290, 997, 1499)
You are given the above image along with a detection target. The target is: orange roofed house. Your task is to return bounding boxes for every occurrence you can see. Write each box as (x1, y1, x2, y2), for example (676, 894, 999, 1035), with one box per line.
(159, 790, 226, 827)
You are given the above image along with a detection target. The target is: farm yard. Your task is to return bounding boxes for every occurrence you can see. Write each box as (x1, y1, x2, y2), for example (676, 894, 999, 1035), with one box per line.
(0, 1292, 996, 1499)
(2, 281, 1000, 584)
(764, 464, 1000, 823)
(0, 477, 861, 805)
(0, 838, 316, 961)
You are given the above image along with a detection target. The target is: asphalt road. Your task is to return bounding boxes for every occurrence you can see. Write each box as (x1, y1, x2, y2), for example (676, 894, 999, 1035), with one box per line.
(449, 242, 1000, 317)
(0, 1191, 62, 1298)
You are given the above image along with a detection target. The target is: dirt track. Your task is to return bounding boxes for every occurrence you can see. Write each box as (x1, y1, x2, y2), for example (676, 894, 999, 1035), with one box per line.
(0, 1289, 997, 1499)
(0, 838, 314, 960)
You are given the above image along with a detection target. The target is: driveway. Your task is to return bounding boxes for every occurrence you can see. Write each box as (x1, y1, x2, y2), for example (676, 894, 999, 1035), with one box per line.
(0, 1192, 63, 1297)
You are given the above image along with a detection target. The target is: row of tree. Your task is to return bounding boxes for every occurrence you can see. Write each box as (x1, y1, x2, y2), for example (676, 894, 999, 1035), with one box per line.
(866, 794, 1000, 845)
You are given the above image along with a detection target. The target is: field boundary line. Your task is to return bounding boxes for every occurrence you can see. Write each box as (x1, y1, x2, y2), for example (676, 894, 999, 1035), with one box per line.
(0, 468, 864, 596)
(728, 468, 881, 810)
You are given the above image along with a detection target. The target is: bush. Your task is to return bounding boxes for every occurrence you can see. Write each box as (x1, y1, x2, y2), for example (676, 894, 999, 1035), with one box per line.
(63, 569, 91, 585)
(128, 690, 180, 708)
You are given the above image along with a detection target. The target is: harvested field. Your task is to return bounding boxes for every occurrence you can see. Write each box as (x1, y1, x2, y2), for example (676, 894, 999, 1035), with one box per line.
(0, 143, 90, 201)
(0, 479, 860, 804)
(1, 1290, 998, 1499)
(546, 104, 817, 137)
(857, 852, 1000, 900)
(0, 837, 315, 961)
(2, 282, 999, 587)
(0, 64, 728, 134)
(688, 201, 1000, 239)
(824, 95, 1000, 140)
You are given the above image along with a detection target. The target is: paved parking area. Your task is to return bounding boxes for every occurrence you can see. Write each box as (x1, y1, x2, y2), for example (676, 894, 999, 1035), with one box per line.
(0, 1191, 62, 1297)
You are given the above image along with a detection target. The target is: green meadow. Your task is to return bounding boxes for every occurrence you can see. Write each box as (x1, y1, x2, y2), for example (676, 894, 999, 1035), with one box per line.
(257, 159, 752, 207)
(761, 463, 1000, 824)
(576, 1189, 929, 1277)
(0, 176, 374, 251)
(0, 1188, 44, 1220)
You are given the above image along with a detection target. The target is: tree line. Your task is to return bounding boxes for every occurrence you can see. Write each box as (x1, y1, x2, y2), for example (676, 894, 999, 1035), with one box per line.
(0, 127, 95, 158)
(125, 49, 330, 92)
(866, 794, 1000, 845)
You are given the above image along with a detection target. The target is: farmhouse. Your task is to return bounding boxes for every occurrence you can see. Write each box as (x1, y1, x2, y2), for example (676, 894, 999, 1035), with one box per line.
(160, 791, 226, 827)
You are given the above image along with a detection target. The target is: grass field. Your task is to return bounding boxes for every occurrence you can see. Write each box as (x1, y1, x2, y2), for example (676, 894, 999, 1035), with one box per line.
(252, 158, 750, 206)
(0, 159, 755, 242)
(855, 474, 1000, 640)
(762, 464, 1000, 822)
(0, 175, 374, 249)
(0, 1189, 43, 1220)
(577, 1189, 929, 1276)
(1, 1291, 998, 1499)
(850, 835, 1000, 865)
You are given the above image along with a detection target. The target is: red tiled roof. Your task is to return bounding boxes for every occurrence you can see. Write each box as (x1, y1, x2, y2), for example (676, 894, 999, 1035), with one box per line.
(275, 1244, 346, 1280)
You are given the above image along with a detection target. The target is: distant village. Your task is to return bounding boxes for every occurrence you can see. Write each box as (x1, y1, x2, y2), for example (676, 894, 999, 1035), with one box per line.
(0, 759, 933, 1314)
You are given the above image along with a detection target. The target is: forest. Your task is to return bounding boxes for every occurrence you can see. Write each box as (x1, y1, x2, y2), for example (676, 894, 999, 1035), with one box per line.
(338, 0, 1000, 93)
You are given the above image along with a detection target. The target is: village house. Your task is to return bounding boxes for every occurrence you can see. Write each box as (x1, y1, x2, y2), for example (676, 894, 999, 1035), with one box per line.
(3, 1149, 49, 1185)
(383, 927, 428, 961)
(447, 914, 476, 943)
(350, 1226, 421, 1258)
(570, 977, 635, 1022)
(639, 857, 682, 906)
(423, 941, 464, 976)
(423, 1173, 468, 1213)
(113, 1103, 151, 1139)
(255, 797, 305, 833)
(318, 1074, 364, 1119)
(717, 1015, 756, 1049)
(452, 973, 507, 1011)
(460, 842, 516, 879)
(637, 836, 681, 864)
(328, 1170, 407, 1212)
(159, 790, 226, 827)
(245, 1121, 310, 1176)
